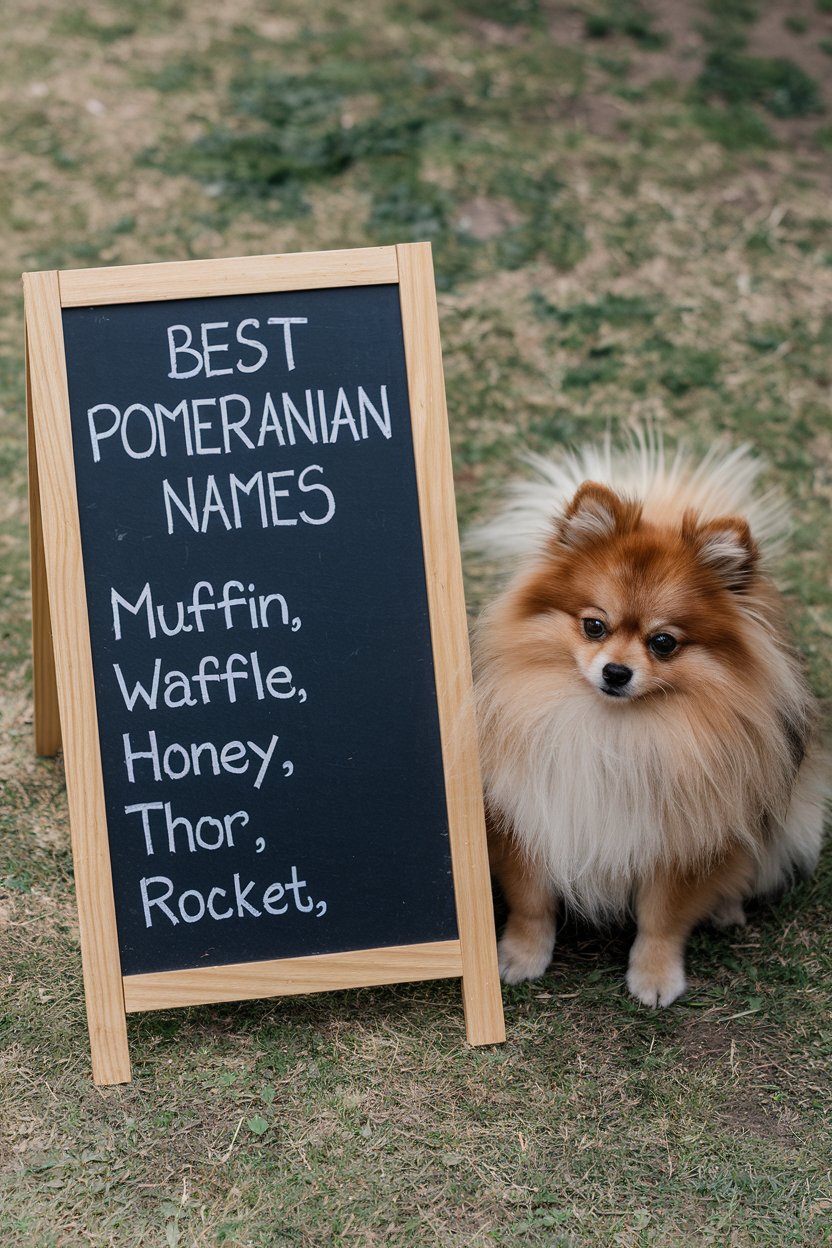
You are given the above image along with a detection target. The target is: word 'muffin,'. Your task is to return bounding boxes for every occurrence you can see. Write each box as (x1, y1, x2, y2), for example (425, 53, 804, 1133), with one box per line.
(110, 579, 302, 642)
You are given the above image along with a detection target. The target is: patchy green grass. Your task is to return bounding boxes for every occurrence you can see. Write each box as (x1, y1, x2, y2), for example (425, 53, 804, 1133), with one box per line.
(697, 48, 825, 117)
(1, 0, 831, 1244)
(584, 0, 669, 49)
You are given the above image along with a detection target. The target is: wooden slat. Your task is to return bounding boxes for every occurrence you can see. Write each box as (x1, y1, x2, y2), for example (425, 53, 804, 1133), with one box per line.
(123, 940, 463, 1012)
(396, 243, 505, 1047)
(57, 246, 399, 307)
(26, 330, 62, 756)
(22, 271, 131, 1085)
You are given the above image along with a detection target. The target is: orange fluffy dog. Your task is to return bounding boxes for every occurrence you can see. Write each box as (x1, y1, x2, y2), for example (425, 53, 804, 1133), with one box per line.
(471, 433, 826, 1006)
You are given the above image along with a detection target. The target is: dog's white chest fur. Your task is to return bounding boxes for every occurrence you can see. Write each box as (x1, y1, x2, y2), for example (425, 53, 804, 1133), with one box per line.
(481, 686, 718, 917)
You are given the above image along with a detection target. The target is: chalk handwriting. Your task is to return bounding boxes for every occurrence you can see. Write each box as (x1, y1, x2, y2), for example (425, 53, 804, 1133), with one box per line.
(125, 801, 250, 855)
(111, 580, 301, 641)
(161, 464, 336, 535)
(82, 306, 409, 956)
(139, 866, 328, 927)
(113, 652, 304, 711)
(87, 384, 392, 463)
(166, 317, 308, 380)
(122, 731, 283, 791)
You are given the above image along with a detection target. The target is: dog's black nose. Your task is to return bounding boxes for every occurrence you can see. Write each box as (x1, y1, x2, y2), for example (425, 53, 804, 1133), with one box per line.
(602, 663, 633, 688)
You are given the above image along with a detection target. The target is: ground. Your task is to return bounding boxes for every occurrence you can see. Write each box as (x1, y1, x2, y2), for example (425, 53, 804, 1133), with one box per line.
(1, 1, 831, 1245)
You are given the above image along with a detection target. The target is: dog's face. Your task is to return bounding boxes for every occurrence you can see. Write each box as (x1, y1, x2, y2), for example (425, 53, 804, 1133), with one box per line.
(514, 481, 760, 704)
(573, 602, 682, 702)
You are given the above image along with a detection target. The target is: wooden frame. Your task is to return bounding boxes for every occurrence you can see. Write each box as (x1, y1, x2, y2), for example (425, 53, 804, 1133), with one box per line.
(24, 243, 505, 1085)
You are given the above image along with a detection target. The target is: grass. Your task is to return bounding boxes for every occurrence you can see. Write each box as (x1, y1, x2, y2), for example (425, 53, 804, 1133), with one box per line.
(2, 0, 832, 1244)
(584, 0, 669, 49)
(697, 49, 825, 118)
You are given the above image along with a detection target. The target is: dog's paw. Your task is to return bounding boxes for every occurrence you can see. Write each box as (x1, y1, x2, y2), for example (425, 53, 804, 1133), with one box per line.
(626, 963, 686, 1008)
(626, 940, 686, 1008)
(710, 898, 747, 929)
(497, 929, 554, 985)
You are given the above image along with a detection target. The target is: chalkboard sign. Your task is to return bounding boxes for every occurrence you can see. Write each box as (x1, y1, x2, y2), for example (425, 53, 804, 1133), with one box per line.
(24, 245, 504, 1084)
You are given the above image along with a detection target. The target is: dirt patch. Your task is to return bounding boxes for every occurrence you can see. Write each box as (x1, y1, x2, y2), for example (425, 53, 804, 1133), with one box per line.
(720, 1097, 802, 1144)
(455, 195, 524, 240)
(544, 3, 588, 51)
(675, 1015, 736, 1065)
(628, 4, 707, 90)
(675, 1017, 812, 1145)
(562, 89, 632, 137)
(462, 15, 536, 47)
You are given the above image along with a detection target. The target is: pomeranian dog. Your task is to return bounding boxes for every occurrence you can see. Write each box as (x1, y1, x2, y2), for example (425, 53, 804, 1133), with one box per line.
(470, 431, 826, 1006)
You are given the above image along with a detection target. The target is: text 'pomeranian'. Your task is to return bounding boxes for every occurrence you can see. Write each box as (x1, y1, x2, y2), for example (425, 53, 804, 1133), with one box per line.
(470, 432, 827, 1007)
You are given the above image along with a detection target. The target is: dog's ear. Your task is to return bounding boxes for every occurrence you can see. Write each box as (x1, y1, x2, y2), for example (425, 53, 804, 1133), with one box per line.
(684, 513, 759, 591)
(556, 481, 641, 549)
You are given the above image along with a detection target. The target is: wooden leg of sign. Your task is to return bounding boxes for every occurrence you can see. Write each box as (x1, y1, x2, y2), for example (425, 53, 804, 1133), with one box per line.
(457, 857, 507, 1047)
(26, 331, 62, 758)
(24, 278, 132, 1085)
(396, 242, 505, 1047)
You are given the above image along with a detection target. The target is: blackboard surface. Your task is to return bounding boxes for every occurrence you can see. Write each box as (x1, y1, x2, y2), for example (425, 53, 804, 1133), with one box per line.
(62, 283, 458, 977)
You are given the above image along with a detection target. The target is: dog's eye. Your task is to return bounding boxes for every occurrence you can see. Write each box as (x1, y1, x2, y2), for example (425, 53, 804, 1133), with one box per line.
(648, 633, 678, 657)
(582, 618, 607, 640)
